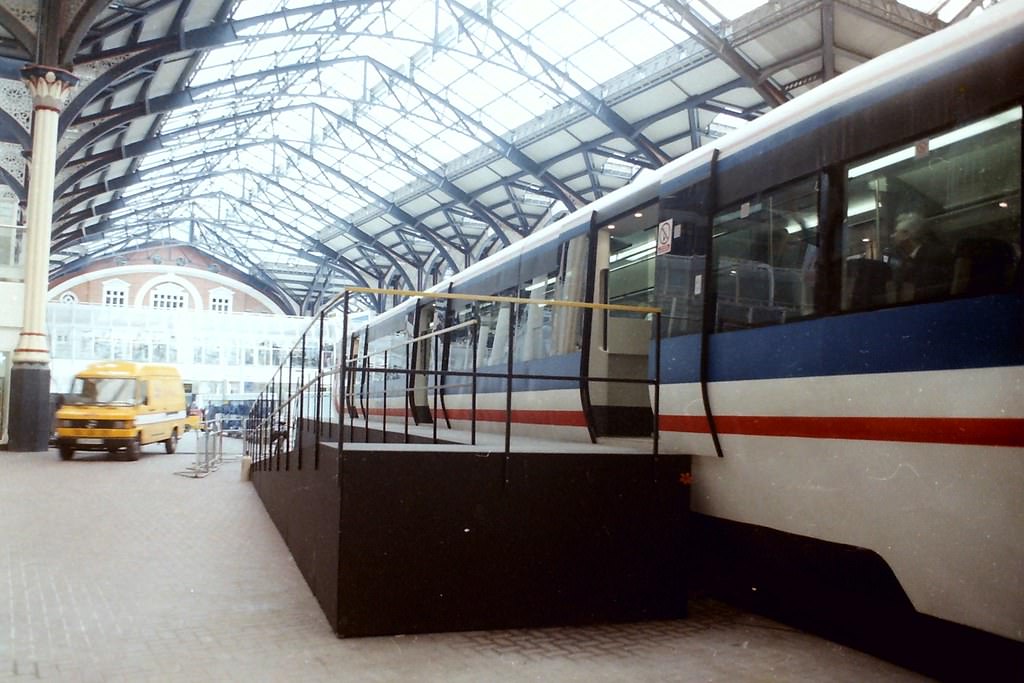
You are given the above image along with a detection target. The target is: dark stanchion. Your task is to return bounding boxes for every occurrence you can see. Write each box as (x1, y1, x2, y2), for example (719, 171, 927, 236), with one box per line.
(432, 333, 439, 444)
(298, 333, 306, 470)
(654, 311, 661, 456)
(315, 312, 325, 469)
(382, 349, 389, 438)
(471, 318, 478, 446)
(504, 303, 516, 457)
(339, 291, 350, 457)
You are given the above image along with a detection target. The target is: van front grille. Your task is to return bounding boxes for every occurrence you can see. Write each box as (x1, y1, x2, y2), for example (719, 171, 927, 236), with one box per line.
(66, 419, 119, 429)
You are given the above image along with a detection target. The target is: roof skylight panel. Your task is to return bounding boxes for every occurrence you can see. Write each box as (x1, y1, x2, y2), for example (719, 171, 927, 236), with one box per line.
(448, 71, 505, 111)
(418, 133, 477, 165)
(562, 0, 637, 35)
(497, 0, 560, 33)
(572, 38, 638, 83)
(601, 15, 674, 69)
(526, 9, 598, 58)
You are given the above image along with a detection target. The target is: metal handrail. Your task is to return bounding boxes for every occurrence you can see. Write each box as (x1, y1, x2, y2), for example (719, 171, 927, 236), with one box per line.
(244, 286, 662, 470)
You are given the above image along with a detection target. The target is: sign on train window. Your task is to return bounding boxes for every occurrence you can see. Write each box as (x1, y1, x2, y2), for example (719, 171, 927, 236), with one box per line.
(710, 176, 820, 331)
(842, 106, 1021, 311)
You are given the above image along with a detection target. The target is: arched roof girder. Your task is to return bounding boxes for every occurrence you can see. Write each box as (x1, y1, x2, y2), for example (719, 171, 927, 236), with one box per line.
(274, 139, 461, 274)
(171, 52, 589, 213)
(54, 139, 273, 229)
(62, 170, 419, 292)
(187, 223, 301, 312)
(58, 98, 520, 251)
(652, 0, 789, 107)
(61, 0, 117, 64)
(177, 205, 391, 294)
(61, 23, 240, 132)
(448, 0, 672, 168)
(205, 182, 412, 285)
(0, 6, 35, 57)
(310, 103, 520, 247)
(56, 168, 412, 280)
(133, 148, 427, 280)
(0, 106, 31, 151)
(361, 59, 588, 212)
(71, 0, 218, 61)
(63, 1, 391, 131)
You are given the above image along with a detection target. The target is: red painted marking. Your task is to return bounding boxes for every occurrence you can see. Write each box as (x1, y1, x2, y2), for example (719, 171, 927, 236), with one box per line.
(362, 406, 588, 427)
(661, 414, 1024, 448)
(444, 408, 588, 427)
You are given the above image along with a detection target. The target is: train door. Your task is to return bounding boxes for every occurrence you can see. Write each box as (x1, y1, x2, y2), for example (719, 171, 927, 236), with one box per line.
(586, 203, 658, 437)
(408, 301, 434, 424)
(653, 156, 722, 457)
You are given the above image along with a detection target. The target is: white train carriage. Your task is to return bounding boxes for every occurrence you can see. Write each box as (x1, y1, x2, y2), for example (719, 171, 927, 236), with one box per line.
(321, 2, 1023, 644)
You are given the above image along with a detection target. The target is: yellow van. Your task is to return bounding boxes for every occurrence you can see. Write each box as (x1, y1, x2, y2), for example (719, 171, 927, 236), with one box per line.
(55, 361, 188, 461)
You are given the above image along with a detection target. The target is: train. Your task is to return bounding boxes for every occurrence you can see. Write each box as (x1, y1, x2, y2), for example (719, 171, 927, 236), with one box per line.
(276, 2, 1024, 647)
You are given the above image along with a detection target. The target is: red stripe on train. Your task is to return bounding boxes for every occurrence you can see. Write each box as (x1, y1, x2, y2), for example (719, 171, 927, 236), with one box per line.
(661, 415, 1024, 447)
(363, 407, 588, 427)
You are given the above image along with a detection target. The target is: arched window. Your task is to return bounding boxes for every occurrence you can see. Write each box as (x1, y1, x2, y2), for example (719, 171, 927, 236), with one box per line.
(150, 282, 187, 309)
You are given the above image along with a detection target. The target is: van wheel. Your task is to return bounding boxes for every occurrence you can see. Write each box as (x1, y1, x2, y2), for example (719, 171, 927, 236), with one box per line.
(59, 445, 74, 460)
(164, 429, 178, 454)
(125, 437, 141, 461)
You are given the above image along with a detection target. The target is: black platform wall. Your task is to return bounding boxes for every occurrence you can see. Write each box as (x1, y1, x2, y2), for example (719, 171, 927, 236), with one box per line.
(253, 435, 690, 638)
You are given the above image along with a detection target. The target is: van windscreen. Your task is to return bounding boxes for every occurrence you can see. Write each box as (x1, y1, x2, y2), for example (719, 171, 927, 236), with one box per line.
(66, 377, 138, 406)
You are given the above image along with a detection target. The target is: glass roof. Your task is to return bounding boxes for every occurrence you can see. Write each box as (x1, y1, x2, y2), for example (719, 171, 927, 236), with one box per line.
(131, 0, 776, 266)
(94, 0, 986, 304)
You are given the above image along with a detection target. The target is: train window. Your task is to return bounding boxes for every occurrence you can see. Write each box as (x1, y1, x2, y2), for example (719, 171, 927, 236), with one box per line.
(514, 273, 555, 363)
(606, 205, 658, 315)
(711, 176, 820, 331)
(512, 233, 589, 363)
(842, 106, 1021, 310)
(550, 234, 589, 355)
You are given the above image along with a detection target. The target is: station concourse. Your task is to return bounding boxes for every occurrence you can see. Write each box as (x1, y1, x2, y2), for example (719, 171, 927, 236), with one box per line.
(0, 434, 929, 682)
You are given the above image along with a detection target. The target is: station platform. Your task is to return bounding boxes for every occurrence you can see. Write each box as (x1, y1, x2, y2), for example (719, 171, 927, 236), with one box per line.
(0, 432, 929, 682)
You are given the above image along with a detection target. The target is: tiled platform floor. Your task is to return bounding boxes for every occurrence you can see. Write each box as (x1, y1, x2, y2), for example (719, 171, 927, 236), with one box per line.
(1, 433, 928, 682)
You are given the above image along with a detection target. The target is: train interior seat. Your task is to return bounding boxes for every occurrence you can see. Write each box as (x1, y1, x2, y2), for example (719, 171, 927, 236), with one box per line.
(950, 236, 1019, 296)
(844, 257, 891, 310)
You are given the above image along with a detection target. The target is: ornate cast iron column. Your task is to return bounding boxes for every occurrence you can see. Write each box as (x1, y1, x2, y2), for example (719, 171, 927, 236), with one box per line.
(8, 65, 78, 452)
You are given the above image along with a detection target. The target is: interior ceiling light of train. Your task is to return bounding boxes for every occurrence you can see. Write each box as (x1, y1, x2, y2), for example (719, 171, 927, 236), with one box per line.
(1, 0, 989, 314)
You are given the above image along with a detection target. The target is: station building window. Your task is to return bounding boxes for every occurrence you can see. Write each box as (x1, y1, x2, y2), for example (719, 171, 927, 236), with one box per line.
(209, 287, 234, 312)
(150, 282, 187, 309)
(102, 279, 129, 306)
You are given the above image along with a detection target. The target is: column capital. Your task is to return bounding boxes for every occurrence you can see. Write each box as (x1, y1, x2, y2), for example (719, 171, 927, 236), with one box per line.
(21, 65, 79, 113)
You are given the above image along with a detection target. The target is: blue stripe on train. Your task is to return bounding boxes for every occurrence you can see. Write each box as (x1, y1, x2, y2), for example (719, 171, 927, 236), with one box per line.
(658, 295, 1024, 384)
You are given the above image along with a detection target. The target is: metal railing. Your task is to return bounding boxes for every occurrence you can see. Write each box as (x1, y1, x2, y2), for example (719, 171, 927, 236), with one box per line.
(244, 287, 662, 472)
(174, 418, 244, 478)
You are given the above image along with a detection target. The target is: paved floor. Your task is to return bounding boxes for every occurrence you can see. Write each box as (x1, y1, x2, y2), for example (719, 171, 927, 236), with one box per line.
(0, 433, 929, 682)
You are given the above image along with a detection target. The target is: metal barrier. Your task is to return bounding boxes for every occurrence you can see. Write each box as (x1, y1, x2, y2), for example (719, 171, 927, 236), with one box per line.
(244, 286, 662, 473)
(174, 418, 244, 479)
